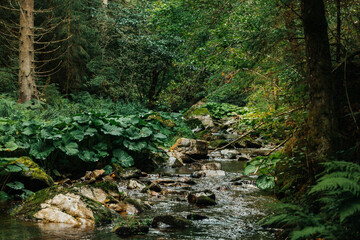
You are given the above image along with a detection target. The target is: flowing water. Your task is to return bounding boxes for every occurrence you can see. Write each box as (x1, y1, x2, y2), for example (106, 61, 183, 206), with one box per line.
(0, 157, 277, 240)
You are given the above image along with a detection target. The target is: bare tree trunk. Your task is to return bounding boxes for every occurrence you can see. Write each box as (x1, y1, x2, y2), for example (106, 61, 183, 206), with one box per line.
(301, 0, 337, 159)
(18, 0, 35, 103)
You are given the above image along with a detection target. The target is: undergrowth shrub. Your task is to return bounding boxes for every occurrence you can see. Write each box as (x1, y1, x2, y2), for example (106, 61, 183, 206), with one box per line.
(261, 160, 360, 240)
(0, 96, 193, 177)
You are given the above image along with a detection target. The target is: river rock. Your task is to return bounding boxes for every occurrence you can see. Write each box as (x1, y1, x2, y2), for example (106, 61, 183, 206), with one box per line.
(237, 154, 251, 161)
(118, 168, 142, 179)
(183, 100, 215, 129)
(83, 169, 105, 181)
(192, 170, 226, 177)
(114, 220, 149, 237)
(186, 214, 208, 220)
(13, 183, 120, 226)
(190, 171, 207, 178)
(75, 186, 108, 203)
(245, 140, 262, 148)
(190, 162, 221, 171)
(209, 139, 228, 149)
(5, 157, 54, 192)
(220, 149, 239, 159)
(187, 190, 216, 206)
(152, 215, 193, 228)
(148, 182, 162, 192)
(123, 198, 151, 213)
(127, 179, 146, 190)
(170, 138, 208, 162)
(169, 156, 185, 168)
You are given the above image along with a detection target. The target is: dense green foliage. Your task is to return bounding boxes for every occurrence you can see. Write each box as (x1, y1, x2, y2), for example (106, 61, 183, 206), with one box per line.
(261, 160, 360, 240)
(0, 0, 359, 238)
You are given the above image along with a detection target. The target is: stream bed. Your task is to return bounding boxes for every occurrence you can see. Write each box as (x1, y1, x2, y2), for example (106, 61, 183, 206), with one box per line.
(0, 158, 277, 240)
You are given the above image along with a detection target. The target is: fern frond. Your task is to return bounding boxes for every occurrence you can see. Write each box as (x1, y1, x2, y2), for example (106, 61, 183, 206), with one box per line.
(291, 226, 327, 240)
(309, 177, 360, 196)
(321, 161, 360, 175)
(339, 201, 360, 222)
(320, 171, 360, 181)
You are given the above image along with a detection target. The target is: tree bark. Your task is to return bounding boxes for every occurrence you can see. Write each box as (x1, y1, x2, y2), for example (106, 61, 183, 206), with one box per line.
(18, 0, 36, 103)
(301, 0, 337, 158)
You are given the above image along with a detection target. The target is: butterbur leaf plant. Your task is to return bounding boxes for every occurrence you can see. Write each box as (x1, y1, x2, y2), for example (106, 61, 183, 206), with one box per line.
(0, 110, 175, 176)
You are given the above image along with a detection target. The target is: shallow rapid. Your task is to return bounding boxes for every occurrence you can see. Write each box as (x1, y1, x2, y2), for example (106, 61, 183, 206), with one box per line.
(0, 158, 276, 240)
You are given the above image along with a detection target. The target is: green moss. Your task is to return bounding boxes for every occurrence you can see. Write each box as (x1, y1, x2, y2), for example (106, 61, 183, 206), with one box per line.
(163, 119, 176, 128)
(82, 195, 118, 225)
(92, 181, 119, 194)
(194, 129, 211, 140)
(11, 185, 61, 219)
(9, 157, 54, 186)
(113, 218, 149, 237)
(184, 107, 210, 119)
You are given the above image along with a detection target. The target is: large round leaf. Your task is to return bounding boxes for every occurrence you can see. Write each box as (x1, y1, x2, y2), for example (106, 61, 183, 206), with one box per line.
(111, 149, 134, 167)
(256, 175, 275, 190)
(6, 181, 25, 190)
(101, 124, 124, 136)
(243, 164, 257, 176)
(5, 164, 23, 173)
(123, 140, 147, 151)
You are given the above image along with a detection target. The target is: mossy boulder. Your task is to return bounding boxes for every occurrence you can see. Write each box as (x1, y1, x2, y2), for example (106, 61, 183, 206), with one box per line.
(183, 100, 215, 129)
(12, 183, 120, 226)
(5, 157, 54, 192)
(114, 218, 149, 237)
(185, 118, 204, 130)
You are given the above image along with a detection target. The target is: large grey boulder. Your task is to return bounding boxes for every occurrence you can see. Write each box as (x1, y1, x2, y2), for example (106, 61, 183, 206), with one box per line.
(169, 138, 208, 163)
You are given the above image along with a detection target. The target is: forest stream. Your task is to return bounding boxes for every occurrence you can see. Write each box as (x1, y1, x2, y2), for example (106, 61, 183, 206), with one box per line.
(0, 152, 277, 240)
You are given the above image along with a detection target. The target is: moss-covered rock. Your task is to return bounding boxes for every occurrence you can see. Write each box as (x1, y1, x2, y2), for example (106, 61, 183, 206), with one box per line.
(185, 118, 204, 130)
(12, 183, 119, 226)
(6, 157, 54, 192)
(114, 218, 149, 237)
(183, 100, 215, 128)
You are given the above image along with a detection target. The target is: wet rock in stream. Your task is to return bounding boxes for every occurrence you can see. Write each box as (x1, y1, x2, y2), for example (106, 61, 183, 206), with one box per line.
(114, 220, 149, 237)
(127, 179, 146, 189)
(191, 170, 226, 178)
(152, 215, 193, 229)
(187, 190, 216, 206)
(141, 182, 162, 193)
(190, 162, 221, 171)
(186, 213, 208, 220)
(169, 138, 208, 163)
